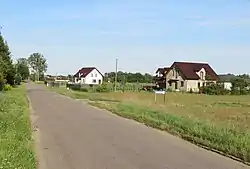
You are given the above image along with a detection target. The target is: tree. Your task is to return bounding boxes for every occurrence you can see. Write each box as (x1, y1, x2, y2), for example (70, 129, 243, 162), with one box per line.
(15, 58, 30, 80)
(28, 53, 48, 81)
(0, 33, 15, 85)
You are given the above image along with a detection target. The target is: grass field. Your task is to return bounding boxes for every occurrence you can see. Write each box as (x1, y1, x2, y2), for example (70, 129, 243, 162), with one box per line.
(51, 87, 250, 163)
(0, 85, 36, 169)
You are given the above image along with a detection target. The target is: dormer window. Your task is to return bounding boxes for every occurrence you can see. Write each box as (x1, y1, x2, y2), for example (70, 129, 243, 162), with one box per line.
(200, 72, 204, 80)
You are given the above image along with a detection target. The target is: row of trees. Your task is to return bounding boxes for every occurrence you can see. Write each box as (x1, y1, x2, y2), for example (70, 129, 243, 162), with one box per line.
(0, 31, 48, 90)
(104, 71, 154, 83)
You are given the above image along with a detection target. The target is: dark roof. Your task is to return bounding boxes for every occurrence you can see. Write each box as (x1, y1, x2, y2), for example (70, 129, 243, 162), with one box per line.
(74, 67, 103, 78)
(156, 67, 171, 74)
(171, 62, 219, 80)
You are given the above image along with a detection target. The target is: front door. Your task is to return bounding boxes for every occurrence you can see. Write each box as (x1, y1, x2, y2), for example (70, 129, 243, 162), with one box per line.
(98, 80, 101, 84)
(175, 82, 178, 90)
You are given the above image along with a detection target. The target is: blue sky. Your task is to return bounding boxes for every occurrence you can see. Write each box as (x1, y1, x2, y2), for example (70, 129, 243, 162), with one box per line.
(1, 0, 250, 75)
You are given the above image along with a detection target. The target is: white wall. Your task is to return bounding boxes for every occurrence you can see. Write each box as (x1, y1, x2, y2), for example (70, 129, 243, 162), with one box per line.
(84, 69, 103, 85)
(223, 82, 232, 90)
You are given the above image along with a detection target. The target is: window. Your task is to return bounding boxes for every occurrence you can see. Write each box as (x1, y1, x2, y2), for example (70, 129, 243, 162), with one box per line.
(169, 82, 172, 86)
(95, 74, 97, 77)
(203, 82, 205, 87)
(172, 70, 174, 76)
(198, 82, 200, 88)
(91, 73, 93, 77)
(200, 72, 204, 80)
(92, 79, 96, 83)
(181, 81, 184, 87)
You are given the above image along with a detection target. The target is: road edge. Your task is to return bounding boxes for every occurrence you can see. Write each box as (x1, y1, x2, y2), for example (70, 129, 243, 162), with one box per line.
(26, 87, 48, 169)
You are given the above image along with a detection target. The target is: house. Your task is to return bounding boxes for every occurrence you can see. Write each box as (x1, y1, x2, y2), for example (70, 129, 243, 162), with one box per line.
(155, 62, 219, 92)
(73, 67, 103, 85)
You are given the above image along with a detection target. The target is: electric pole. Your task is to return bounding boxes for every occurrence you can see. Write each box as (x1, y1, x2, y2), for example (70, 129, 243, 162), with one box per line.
(114, 58, 118, 92)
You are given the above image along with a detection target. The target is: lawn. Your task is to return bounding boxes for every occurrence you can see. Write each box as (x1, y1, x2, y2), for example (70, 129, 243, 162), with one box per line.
(0, 85, 36, 169)
(51, 87, 250, 164)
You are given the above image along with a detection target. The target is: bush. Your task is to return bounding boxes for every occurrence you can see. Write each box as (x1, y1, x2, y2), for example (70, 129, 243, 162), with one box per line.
(3, 84, 12, 91)
(14, 73, 22, 85)
(96, 84, 110, 92)
(200, 83, 230, 95)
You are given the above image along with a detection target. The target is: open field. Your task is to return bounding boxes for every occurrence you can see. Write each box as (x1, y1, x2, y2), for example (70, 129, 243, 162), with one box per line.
(0, 85, 36, 169)
(51, 86, 250, 163)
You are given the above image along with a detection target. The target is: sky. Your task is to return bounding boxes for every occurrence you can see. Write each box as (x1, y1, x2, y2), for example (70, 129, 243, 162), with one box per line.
(1, 0, 250, 75)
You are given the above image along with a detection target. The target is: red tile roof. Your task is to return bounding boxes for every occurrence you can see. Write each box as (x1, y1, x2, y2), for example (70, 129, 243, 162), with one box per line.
(171, 62, 219, 80)
(74, 67, 103, 78)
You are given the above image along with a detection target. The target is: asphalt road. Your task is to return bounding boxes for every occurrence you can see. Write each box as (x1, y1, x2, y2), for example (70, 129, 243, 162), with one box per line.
(26, 83, 249, 169)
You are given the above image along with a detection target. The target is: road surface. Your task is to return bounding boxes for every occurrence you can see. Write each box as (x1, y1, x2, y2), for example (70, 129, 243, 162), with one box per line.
(26, 83, 249, 169)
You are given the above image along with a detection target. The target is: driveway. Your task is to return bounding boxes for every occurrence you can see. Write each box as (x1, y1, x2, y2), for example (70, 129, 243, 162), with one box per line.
(26, 83, 249, 169)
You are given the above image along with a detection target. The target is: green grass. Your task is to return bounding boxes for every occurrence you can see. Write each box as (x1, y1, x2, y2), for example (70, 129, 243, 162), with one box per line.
(51, 87, 250, 164)
(0, 85, 36, 169)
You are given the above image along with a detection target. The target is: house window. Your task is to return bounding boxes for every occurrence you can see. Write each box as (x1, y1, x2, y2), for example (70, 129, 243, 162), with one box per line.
(95, 74, 97, 77)
(203, 82, 205, 87)
(198, 82, 201, 88)
(200, 72, 204, 80)
(92, 79, 96, 83)
(91, 73, 93, 77)
(169, 82, 172, 86)
(172, 70, 174, 76)
(181, 81, 184, 87)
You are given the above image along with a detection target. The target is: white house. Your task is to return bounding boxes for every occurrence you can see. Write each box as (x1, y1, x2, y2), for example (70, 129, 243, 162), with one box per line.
(73, 67, 103, 85)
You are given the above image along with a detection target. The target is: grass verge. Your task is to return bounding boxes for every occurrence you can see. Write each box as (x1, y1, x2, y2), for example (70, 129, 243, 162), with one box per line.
(51, 87, 250, 164)
(0, 85, 36, 169)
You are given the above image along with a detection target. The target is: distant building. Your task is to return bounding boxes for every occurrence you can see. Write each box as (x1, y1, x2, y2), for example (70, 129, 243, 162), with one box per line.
(155, 62, 219, 92)
(73, 67, 103, 85)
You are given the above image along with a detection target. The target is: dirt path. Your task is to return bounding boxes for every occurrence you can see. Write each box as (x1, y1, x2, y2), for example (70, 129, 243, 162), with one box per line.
(26, 83, 249, 169)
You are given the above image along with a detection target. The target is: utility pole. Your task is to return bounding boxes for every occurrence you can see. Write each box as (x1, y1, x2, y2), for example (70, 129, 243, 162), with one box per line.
(114, 58, 118, 92)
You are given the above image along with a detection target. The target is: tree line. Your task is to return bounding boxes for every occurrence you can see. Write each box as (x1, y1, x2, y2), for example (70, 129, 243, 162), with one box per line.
(0, 31, 48, 91)
(104, 71, 154, 83)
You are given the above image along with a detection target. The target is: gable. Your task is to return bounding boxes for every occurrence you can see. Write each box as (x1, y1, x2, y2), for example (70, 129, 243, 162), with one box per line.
(74, 67, 104, 78)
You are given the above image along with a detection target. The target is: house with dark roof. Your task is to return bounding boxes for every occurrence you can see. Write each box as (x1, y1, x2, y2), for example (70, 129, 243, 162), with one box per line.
(155, 62, 219, 92)
(73, 67, 103, 85)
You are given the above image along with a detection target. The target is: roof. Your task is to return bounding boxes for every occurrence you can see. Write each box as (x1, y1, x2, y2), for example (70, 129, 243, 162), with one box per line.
(171, 62, 219, 80)
(74, 67, 103, 78)
(156, 67, 171, 74)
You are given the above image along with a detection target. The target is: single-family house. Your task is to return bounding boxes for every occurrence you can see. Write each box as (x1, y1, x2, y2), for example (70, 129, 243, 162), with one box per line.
(155, 62, 219, 92)
(73, 67, 103, 85)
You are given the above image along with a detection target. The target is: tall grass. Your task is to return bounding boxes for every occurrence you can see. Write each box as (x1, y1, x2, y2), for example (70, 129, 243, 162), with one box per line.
(0, 85, 36, 169)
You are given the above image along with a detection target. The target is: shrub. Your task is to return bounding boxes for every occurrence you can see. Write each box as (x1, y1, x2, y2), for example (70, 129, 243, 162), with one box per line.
(201, 83, 230, 95)
(96, 84, 110, 92)
(14, 73, 22, 85)
(3, 84, 12, 91)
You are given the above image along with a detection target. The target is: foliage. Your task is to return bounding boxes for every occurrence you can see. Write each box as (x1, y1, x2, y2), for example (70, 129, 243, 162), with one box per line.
(104, 71, 153, 83)
(15, 58, 30, 80)
(231, 78, 250, 95)
(0, 72, 5, 91)
(3, 84, 12, 91)
(28, 53, 47, 81)
(0, 33, 15, 85)
(0, 85, 36, 169)
(14, 73, 22, 85)
(200, 83, 230, 95)
(96, 83, 110, 92)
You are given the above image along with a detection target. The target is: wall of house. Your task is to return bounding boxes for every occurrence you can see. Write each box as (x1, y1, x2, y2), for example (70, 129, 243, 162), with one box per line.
(223, 82, 232, 90)
(84, 69, 103, 85)
(165, 68, 187, 91)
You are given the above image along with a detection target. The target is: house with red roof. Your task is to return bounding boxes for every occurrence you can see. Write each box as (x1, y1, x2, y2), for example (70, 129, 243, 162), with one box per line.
(155, 62, 219, 92)
(73, 67, 104, 85)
